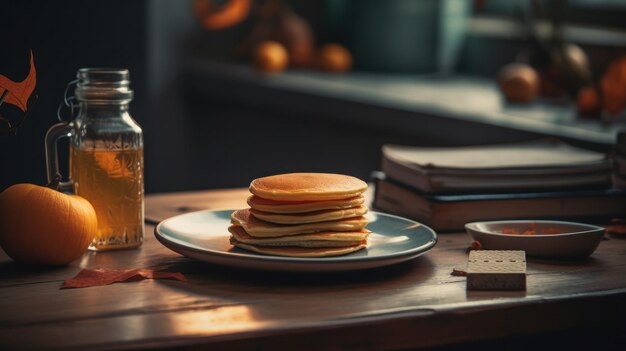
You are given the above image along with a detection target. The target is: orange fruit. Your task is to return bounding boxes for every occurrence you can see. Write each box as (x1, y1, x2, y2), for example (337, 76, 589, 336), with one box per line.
(318, 43, 352, 73)
(0, 184, 97, 265)
(253, 41, 289, 73)
(498, 63, 540, 103)
(577, 86, 600, 116)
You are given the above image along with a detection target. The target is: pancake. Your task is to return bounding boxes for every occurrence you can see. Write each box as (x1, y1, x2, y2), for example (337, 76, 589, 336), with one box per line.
(247, 195, 365, 214)
(230, 238, 367, 257)
(249, 173, 367, 201)
(250, 205, 368, 224)
(231, 208, 368, 237)
(229, 225, 370, 247)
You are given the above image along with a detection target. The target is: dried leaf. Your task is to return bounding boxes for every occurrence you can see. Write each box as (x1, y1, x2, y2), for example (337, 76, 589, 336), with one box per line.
(451, 267, 467, 277)
(61, 268, 187, 289)
(607, 224, 626, 236)
(0, 51, 37, 112)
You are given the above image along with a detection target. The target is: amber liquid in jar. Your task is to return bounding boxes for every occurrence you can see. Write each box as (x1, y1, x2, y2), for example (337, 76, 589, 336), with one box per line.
(71, 146, 144, 250)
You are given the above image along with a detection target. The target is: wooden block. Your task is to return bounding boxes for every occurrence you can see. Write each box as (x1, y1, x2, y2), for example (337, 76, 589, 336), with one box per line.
(466, 250, 526, 291)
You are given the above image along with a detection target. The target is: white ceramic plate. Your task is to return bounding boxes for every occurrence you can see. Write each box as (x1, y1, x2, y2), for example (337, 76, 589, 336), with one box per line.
(465, 220, 605, 259)
(155, 210, 437, 272)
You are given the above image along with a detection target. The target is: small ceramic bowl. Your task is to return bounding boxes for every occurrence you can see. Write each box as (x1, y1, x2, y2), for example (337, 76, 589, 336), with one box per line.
(465, 220, 605, 259)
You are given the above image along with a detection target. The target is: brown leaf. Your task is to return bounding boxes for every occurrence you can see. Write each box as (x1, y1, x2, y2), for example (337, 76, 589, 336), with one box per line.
(607, 224, 626, 236)
(0, 51, 37, 112)
(61, 268, 187, 289)
(451, 267, 467, 277)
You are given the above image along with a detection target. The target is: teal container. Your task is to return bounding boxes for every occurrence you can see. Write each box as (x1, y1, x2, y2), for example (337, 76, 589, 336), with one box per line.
(325, 0, 469, 73)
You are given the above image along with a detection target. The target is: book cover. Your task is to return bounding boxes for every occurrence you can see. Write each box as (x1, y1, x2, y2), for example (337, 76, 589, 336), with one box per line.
(372, 173, 626, 231)
(382, 139, 611, 193)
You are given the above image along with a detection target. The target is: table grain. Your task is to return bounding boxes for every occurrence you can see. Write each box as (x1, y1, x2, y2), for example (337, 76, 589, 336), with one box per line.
(1, 188, 625, 350)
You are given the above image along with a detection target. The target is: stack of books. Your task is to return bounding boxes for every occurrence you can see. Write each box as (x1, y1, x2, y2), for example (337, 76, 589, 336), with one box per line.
(373, 139, 626, 231)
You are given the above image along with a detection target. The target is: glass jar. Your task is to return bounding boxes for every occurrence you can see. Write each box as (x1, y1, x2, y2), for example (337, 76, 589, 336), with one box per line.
(45, 68, 144, 251)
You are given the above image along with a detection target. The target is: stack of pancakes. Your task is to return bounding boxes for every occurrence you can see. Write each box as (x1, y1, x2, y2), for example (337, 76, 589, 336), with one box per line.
(229, 173, 370, 257)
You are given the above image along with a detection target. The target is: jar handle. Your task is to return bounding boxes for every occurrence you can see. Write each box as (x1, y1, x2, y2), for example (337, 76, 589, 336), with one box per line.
(45, 122, 74, 192)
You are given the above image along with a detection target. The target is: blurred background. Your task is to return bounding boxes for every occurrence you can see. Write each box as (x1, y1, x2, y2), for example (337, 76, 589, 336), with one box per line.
(1, 0, 626, 193)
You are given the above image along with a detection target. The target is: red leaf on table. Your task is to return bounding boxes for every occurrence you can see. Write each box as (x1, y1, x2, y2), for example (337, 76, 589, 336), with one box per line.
(606, 218, 626, 236)
(607, 224, 626, 236)
(0, 50, 37, 112)
(61, 268, 187, 289)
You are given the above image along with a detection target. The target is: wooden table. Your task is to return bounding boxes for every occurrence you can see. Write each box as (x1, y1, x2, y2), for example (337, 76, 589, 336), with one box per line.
(1, 188, 625, 350)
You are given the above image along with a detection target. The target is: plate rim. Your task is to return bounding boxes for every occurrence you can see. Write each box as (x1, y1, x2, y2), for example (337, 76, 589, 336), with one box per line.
(154, 209, 438, 266)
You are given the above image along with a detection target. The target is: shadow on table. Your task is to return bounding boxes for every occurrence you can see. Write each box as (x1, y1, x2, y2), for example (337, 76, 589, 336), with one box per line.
(528, 255, 604, 267)
(0, 260, 73, 286)
(157, 255, 435, 291)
